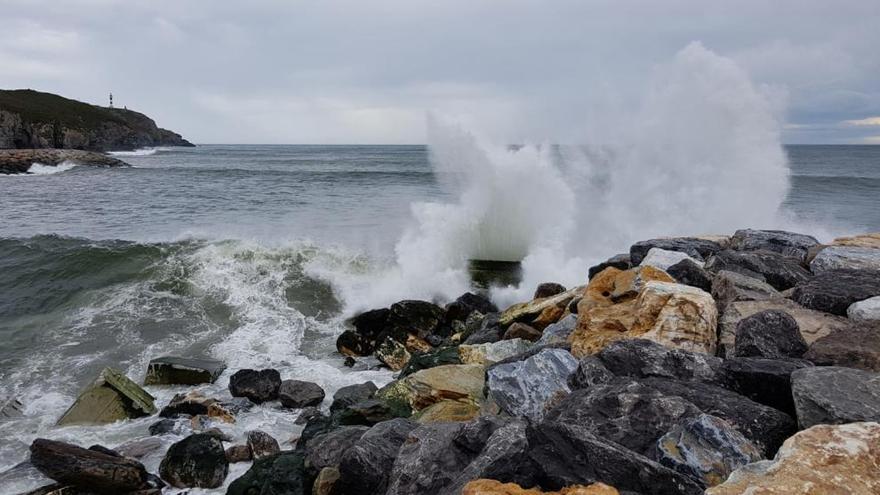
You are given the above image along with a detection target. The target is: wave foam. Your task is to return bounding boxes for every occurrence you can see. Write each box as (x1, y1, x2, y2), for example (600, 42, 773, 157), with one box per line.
(108, 147, 170, 156)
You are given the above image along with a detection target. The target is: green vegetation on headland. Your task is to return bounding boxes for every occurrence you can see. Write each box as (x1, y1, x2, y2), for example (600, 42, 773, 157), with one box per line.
(0, 89, 193, 151)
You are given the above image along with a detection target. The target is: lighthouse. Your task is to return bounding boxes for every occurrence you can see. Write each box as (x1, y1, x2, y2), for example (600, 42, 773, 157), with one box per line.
(109, 92, 114, 109)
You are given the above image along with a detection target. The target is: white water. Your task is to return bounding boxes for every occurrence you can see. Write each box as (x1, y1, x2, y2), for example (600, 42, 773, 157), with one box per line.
(108, 147, 170, 156)
(0, 161, 79, 177)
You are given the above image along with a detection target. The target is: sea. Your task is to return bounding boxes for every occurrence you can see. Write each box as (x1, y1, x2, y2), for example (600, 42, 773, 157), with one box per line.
(0, 143, 878, 493)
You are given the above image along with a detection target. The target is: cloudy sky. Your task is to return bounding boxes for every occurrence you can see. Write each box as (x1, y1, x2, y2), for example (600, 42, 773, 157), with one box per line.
(1, 0, 879, 144)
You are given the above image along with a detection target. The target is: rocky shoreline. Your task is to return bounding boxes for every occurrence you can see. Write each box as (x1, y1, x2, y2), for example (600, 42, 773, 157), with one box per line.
(10, 229, 880, 494)
(0, 149, 129, 174)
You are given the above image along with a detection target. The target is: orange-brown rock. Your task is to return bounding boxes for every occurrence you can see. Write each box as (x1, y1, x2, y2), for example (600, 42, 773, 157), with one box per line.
(832, 233, 880, 249)
(571, 280, 717, 357)
(578, 266, 675, 314)
(706, 422, 880, 495)
(463, 479, 619, 495)
(499, 286, 584, 328)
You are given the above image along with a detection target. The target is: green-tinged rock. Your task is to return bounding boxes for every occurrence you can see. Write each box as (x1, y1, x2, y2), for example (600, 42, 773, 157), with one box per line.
(375, 336, 411, 371)
(226, 451, 308, 495)
(412, 400, 482, 423)
(377, 364, 485, 417)
(399, 346, 461, 378)
(57, 367, 156, 426)
(459, 339, 531, 366)
(498, 287, 582, 327)
(144, 356, 226, 385)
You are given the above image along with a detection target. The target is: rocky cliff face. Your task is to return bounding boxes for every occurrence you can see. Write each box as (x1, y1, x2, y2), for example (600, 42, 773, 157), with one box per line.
(0, 89, 194, 151)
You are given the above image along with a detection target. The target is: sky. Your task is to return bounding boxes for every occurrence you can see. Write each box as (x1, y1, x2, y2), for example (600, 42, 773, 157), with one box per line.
(1, 0, 879, 144)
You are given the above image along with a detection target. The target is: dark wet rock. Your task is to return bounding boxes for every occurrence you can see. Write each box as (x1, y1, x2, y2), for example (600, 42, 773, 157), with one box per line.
(445, 293, 498, 323)
(143, 356, 226, 386)
(630, 237, 724, 265)
(148, 418, 179, 436)
(399, 346, 461, 378)
(811, 245, 880, 273)
(313, 466, 340, 495)
(502, 322, 542, 342)
(804, 322, 880, 371)
(729, 229, 819, 261)
(567, 297, 581, 314)
(56, 367, 156, 426)
(329, 382, 377, 413)
(534, 282, 567, 299)
(790, 268, 880, 316)
(341, 355, 383, 371)
(704, 249, 812, 291)
(336, 418, 418, 495)
(225, 444, 252, 463)
(527, 421, 704, 495)
(486, 348, 578, 421)
(791, 366, 880, 429)
(247, 430, 280, 459)
(588, 253, 632, 280)
(452, 415, 508, 453)
(159, 391, 218, 418)
(384, 422, 468, 495)
(278, 379, 326, 409)
(336, 329, 375, 357)
(349, 308, 390, 341)
(386, 300, 445, 340)
(568, 356, 615, 390)
(462, 313, 503, 345)
(29, 439, 150, 492)
(443, 420, 538, 495)
(159, 433, 228, 488)
(228, 369, 281, 404)
(535, 314, 577, 346)
(294, 406, 322, 425)
(734, 310, 808, 359)
(304, 426, 369, 480)
(297, 413, 336, 451)
(334, 398, 403, 426)
(596, 338, 724, 384)
(711, 269, 780, 312)
(375, 335, 412, 371)
(226, 451, 307, 495)
(666, 258, 712, 292)
(655, 413, 762, 488)
(720, 357, 813, 417)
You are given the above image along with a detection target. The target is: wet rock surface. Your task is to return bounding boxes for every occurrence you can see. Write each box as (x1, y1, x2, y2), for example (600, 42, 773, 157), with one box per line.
(733, 310, 808, 359)
(158, 433, 228, 488)
(791, 366, 880, 428)
(790, 268, 880, 316)
(228, 368, 281, 404)
(29, 439, 151, 492)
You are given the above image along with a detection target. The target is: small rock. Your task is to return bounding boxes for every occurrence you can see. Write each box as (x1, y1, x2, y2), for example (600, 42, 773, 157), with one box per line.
(278, 379, 326, 409)
(399, 346, 462, 378)
(640, 247, 704, 271)
(247, 430, 280, 459)
(336, 329, 375, 356)
(791, 366, 880, 428)
(0, 397, 23, 421)
(804, 322, 880, 371)
(159, 433, 228, 488)
(375, 335, 412, 371)
(29, 438, 150, 492)
(143, 356, 226, 385)
(588, 253, 632, 280)
(534, 282, 567, 299)
(378, 364, 485, 417)
(848, 295, 880, 322)
(225, 444, 252, 463)
(810, 245, 880, 273)
(710, 270, 780, 312)
(728, 229, 819, 261)
(502, 322, 542, 342)
(446, 293, 498, 323)
(148, 418, 179, 436)
(733, 310, 808, 359)
(630, 237, 725, 265)
(498, 287, 581, 327)
(790, 268, 880, 316)
(704, 249, 811, 291)
(56, 367, 156, 426)
(666, 258, 712, 292)
(706, 422, 880, 495)
(486, 348, 578, 421)
(463, 313, 503, 345)
(304, 426, 369, 479)
(568, 356, 615, 390)
(460, 339, 532, 366)
(313, 466, 340, 495)
(330, 382, 378, 412)
(159, 390, 217, 418)
(228, 369, 281, 404)
(535, 314, 577, 346)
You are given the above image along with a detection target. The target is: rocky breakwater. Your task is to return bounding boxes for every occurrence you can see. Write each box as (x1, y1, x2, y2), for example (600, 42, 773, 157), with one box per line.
(0, 149, 129, 174)
(16, 227, 880, 495)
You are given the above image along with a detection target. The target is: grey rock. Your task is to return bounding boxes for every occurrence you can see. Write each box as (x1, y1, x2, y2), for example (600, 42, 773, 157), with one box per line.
(630, 237, 725, 265)
(848, 295, 880, 322)
(329, 382, 377, 412)
(711, 270, 780, 312)
(588, 253, 632, 279)
(158, 433, 228, 488)
(148, 418, 179, 436)
(226, 451, 307, 495)
(486, 348, 578, 421)
(719, 357, 813, 417)
(1, 397, 24, 421)
(247, 430, 280, 459)
(666, 258, 712, 292)
(729, 229, 819, 261)
(385, 422, 468, 495)
(655, 413, 762, 488)
(304, 426, 368, 479)
(462, 313, 503, 345)
(225, 444, 252, 463)
(442, 420, 537, 495)
(336, 418, 418, 495)
(804, 322, 880, 371)
(791, 366, 880, 428)
(704, 249, 812, 291)
(596, 338, 724, 384)
(568, 356, 615, 390)
(790, 268, 880, 316)
(734, 310, 808, 359)
(535, 314, 577, 346)
(143, 356, 226, 385)
(228, 369, 281, 404)
(278, 379, 326, 409)
(810, 245, 880, 273)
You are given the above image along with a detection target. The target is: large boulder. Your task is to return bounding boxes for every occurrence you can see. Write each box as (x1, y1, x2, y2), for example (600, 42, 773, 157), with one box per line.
(536, 315, 577, 346)
(728, 229, 819, 261)
(629, 237, 725, 265)
(228, 368, 281, 404)
(570, 281, 717, 358)
(159, 433, 228, 488)
(247, 430, 281, 459)
(336, 418, 418, 495)
(849, 296, 880, 322)
(595, 338, 724, 384)
(400, 346, 462, 377)
(719, 357, 812, 417)
(226, 451, 308, 495)
(303, 426, 369, 480)
(703, 249, 811, 291)
(329, 382, 378, 412)
(446, 293, 498, 323)
(499, 287, 582, 327)
(706, 422, 880, 495)
(710, 270, 780, 312)
(487, 348, 578, 422)
(143, 356, 226, 386)
(640, 248, 703, 271)
(29, 439, 151, 492)
(527, 421, 704, 494)
(656, 413, 762, 487)
(733, 310, 808, 359)
(717, 298, 850, 358)
(790, 366, 880, 428)
(386, 300, 446, 340)
(377, 364, 485, 417)
(804, 322, 880, 371)
(384, 422, 472, 495)
(460, 339, 532, 366)
(810, 245, 880, 273)
(56, 367, 156, 426)
(665, 258, 712, 292)
(279, 379, 326, 409)
(790, 268, 880, 316)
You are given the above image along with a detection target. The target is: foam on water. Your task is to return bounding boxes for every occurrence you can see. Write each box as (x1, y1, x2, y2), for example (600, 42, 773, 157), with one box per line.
(108, 147, 170, 156)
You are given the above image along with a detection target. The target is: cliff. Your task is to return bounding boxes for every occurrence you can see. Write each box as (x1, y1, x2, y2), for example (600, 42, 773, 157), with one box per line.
(0, 89, 194, 151)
